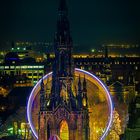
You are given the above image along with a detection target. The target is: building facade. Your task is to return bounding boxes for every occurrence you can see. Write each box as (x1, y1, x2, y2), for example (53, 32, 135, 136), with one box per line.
(124, 95, 140, 140)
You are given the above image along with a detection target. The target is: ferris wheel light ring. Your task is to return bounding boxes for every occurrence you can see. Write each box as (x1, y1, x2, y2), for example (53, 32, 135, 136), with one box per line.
(27, 68, 113, 140)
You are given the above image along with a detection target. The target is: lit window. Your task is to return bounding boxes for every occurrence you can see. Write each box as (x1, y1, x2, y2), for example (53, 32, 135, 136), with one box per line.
(5, 66, 9, 69)
(82, 98, 87, 107)
(33, 66, 39, 68)
(107, 76, 109, 81)
(10, 66, 14, 69)
(16, 66, 20, 69)
(81, 66, 84, 70)
(96, 72, 101, 75)
(0, 66, 4, 69)
(28, 66, 33, 68)
(118, 76, 123, 80)
(38, 66, 44, 68)
(33, 81, 37, 84)
(21, 66, 27, 69)
(135, 66, 138, 70)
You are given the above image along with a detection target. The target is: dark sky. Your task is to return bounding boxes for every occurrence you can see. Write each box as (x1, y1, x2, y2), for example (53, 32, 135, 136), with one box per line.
(0, 0, 140, 47)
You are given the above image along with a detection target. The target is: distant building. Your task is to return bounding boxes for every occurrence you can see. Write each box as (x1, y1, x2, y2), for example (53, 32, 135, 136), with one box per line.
(124, 95, 140, 140)
(0, 63, 45, 85)
(102, 44, 140, 57)
(0, 52, 45, 85)
(11, 42, 36, 60)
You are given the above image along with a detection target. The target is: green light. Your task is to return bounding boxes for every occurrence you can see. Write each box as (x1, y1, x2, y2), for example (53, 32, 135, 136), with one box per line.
(7, 127, 13, 131)
(11, 48, 14, 50)
(33, 81, 37, 84)
(91, 49, 95, 53)
(17, 47, 20, 50)
(23, 48, 26, 50)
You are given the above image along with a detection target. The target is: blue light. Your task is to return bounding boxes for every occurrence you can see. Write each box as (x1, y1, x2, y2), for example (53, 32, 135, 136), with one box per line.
(27, 68, 113, 140)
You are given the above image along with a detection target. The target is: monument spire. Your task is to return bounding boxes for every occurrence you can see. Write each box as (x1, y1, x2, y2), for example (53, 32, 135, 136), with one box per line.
(58, 0, 67, 12)
(38, 1, 89, 139)
(51, 0, 74, 105)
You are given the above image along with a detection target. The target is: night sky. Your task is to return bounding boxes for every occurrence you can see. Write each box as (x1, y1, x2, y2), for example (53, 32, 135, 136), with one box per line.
(0, 0, 140, 48)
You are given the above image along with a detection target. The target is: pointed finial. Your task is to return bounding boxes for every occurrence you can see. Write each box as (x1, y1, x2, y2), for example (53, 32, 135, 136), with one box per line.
(78, 74, 81, 82)
(58, 0, 67, 12)
(41, 76, 44, 88)
(84, 75, 86, 82)
(83, 75, 87, 89)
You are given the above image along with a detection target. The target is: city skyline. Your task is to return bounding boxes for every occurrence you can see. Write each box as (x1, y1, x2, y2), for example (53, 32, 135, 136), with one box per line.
(0, 0, 140, 49)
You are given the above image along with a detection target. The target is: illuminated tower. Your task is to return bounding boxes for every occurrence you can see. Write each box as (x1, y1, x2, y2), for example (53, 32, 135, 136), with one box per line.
(50, 0, 74, 109)
(38, 0, 89, 140)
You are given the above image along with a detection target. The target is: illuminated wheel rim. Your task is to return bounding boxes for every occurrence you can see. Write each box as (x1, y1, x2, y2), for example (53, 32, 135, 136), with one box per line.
(27, 68, 113, 140)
